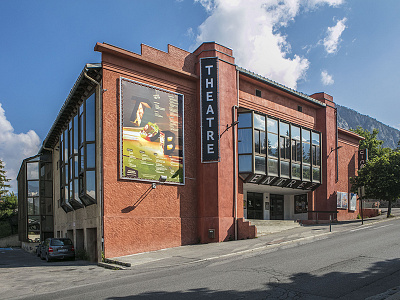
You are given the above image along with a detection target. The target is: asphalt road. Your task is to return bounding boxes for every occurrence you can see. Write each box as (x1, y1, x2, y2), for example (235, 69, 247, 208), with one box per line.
(2, 218, 400, 299)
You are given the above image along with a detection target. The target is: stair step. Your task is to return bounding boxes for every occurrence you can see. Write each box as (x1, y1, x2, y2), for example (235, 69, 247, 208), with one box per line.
(247, 220, 302, 235)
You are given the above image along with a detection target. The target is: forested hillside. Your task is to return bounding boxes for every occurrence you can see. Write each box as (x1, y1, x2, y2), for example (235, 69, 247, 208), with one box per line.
(337, 105, 400, 149)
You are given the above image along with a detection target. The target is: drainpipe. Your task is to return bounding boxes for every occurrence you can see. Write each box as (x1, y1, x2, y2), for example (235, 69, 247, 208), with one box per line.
(335, 106, 339, 182)
(233, 68, 240, 241)
(84, 70, 100, 86)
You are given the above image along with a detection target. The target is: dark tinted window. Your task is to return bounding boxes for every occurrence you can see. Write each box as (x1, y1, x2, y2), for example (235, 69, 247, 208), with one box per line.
(50, 238, 72, 246)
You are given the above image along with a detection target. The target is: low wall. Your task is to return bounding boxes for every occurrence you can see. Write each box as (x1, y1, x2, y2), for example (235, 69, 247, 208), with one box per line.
(362, 208, 381, 218)
(0, 234, 21, 248)
(21, 241, 39, 253)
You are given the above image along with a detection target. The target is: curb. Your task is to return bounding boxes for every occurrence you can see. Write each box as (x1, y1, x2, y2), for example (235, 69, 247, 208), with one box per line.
(108, 216, 399, 270)
(97, 262, 126, 270)
(104, 258, 132, 267)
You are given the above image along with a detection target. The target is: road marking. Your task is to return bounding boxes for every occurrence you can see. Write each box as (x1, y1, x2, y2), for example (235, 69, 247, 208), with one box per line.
(350, 226, 373, 232)
(350, 223, 394, 232)
(371, 224, 393, 230)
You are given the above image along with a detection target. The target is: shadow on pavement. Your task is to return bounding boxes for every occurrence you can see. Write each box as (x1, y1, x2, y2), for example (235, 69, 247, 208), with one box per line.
(104, 258, 400, 300)
(0, 248, 94, 268)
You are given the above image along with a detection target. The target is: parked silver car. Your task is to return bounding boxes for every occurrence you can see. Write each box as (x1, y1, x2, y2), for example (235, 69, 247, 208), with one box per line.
(35, 242, 43, 257)
(40, 238, 75, 262)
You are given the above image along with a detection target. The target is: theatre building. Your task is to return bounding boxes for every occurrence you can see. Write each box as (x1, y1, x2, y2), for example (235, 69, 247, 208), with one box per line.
(18, 41, 363, 261)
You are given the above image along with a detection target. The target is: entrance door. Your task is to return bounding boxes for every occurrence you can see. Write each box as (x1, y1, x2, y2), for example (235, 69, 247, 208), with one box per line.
(270, 194, 284, 220)
(247, 192, 263, 219)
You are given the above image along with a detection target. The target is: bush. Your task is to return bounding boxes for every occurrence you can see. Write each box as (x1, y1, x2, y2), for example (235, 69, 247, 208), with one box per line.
(0, 217, 17, 238)
(76, 248, 90, 261)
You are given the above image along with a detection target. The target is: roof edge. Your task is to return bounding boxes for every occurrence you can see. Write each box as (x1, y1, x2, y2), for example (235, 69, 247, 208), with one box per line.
(338, 127, 365, 140)
(38, 63, 102, 154)
(237, 66, 326, 107)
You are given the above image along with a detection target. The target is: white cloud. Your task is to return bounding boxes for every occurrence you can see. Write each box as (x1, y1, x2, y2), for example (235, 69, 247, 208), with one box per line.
(323, 17, 347, 54)
(0, 103, 41, 193)
(193, 0, 344, 89)
(186, 27, 195, 39)
(321, 70, 334, 85)
(306, 0, 344, 8)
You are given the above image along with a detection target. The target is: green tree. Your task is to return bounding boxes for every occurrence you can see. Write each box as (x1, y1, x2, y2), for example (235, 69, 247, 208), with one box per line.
(0, 192, 17, 218)
(350, 127, 387, 160)
(0, 159, 11, 199)
(351, 151, 400, 218)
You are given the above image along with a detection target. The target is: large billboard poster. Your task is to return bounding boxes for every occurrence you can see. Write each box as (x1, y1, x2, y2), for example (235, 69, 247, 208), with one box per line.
(120, 78, 184, 184)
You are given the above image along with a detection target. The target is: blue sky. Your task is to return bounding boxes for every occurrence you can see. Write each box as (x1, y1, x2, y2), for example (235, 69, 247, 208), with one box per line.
(0, 0, 399, 191)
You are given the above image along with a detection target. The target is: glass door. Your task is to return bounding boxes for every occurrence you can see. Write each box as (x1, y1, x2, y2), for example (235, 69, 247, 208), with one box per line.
(270, 194, 284, 220)
(247, 192, 263, 219)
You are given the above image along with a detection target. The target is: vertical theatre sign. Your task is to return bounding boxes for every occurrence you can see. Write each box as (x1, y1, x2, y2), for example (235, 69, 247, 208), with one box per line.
(200, 57, 219, 162)
(120, 78, 184, 184)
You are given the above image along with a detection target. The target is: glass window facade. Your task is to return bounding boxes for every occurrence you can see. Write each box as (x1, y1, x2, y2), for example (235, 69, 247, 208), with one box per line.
(238, 110, 322, 184)
(19, 155, 53, 243)
(59, 92, 97, 212)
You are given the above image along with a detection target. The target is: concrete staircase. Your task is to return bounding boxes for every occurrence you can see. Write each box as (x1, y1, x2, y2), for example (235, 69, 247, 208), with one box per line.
(247, 220, 302, 236)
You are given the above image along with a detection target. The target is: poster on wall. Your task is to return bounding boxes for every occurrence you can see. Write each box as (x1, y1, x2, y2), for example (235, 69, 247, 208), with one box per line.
(349, 193, 357, 211)
(120, 78, 184, 184)
(337, 192, 349, 209)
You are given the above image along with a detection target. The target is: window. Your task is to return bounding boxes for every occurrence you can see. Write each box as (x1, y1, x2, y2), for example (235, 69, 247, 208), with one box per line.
(312, 132, 321, 182)
(59, 130, 73, 213)
(238, 113, 253, 173)
(67, 116, 84, 209)
(237, 110, 322, 186)
(291, 125, 301, 179)
(279, 122, 290, 177)
(267, 117, 279, 176)
(26, 159, 41, 242)
(59, 92, 97, 212)
(254, 113, 266, 174)
(78, 93, 96, 206)
(255, 89, 262, 97)
(294, 194, 308, 214)
(302, 129, 311, 181)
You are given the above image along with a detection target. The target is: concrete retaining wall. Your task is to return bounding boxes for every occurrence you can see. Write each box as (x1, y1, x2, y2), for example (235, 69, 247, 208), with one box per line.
(0, 234, 21, 248)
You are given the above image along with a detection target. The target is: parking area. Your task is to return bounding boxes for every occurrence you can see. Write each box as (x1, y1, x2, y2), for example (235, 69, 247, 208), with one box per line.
(0, 248, 114, 299)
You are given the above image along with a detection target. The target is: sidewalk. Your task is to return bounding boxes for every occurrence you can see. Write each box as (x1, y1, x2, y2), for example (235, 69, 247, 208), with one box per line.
(108, 208, 400, 270)
(103, 210, 400, 298)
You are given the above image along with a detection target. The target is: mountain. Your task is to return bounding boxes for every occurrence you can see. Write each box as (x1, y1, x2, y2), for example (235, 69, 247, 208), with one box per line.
(337, 104, 400, 149)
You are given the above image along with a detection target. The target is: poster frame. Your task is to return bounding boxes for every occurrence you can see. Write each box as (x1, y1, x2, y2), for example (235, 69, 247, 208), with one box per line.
(119, 77, 185, 185)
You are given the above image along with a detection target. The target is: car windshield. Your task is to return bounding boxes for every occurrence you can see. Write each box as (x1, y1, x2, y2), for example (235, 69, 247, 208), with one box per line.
(50, 239, 72, 246)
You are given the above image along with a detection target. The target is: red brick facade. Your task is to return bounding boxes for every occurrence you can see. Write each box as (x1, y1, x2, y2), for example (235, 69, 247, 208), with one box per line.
(94, 42, 363, 258)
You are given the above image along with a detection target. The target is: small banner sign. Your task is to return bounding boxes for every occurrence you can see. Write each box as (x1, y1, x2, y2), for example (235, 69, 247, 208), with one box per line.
(358, 149, 368, 170)
(200, 57, 219, 162)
